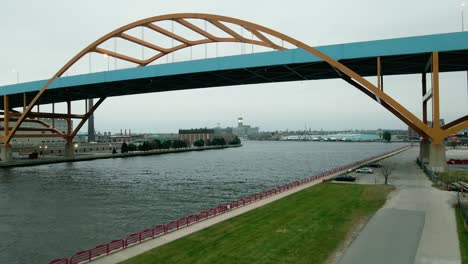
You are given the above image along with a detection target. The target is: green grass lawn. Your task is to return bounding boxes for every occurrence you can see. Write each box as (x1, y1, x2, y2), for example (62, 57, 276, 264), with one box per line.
(438, 171, 468, 184)
(123, 184, 393, 264)
(456, 207, 468, 264)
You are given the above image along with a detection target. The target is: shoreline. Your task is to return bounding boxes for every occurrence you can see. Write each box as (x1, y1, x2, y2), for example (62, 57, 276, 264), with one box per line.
(0, 144, 242, 169)
(51, 145, 411, 264)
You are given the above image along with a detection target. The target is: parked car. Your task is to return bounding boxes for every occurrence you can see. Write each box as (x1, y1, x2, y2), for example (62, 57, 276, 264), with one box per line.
(334, 175, 356, 182)
(356, 167, 373, 174)
(366, 163, 382, 168)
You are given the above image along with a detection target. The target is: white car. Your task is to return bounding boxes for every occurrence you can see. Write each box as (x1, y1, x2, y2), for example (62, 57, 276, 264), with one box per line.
(356, 167, 373, 174)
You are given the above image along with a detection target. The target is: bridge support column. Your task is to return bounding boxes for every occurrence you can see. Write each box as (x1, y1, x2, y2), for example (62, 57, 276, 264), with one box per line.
(1, 144, 13, 162)
(64, 142, 75, 158)
(419, 139, 430, 164)
(428, 142, 447, 173)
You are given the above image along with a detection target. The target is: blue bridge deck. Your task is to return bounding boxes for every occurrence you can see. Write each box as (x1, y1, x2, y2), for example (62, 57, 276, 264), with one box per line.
(0, 31, 467, 108)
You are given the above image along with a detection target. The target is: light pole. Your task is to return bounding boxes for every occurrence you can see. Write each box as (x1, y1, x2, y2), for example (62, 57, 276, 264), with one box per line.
(462, 2, 465, 32)
(114, 38, 117, 70)
(11, 69, 19, 83)
(141, 27, 145, 60)
(89, 53, 92, 73)
(103, 54, 109, 71)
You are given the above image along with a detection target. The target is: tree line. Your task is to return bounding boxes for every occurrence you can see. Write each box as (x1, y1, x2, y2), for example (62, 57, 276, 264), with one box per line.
(194, 136, 241, 147)
(120, 136, 241, 153)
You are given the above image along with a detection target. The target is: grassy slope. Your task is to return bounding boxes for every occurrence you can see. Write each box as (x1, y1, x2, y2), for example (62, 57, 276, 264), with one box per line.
(438, 171, 468, 183)
(456, 207, 468, 264)
(123, 184, 393, 264)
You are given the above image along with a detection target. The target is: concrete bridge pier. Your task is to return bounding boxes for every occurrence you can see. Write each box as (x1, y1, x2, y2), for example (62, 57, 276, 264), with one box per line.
(419, 140, 430, 164)
(0, 144, 13, 162)
(64, 142, 75, 158)
(428, 142, 447, 173)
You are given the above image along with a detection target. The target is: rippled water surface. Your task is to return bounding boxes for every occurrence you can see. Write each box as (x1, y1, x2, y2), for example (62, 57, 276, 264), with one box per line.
(0, 141, 406, 263)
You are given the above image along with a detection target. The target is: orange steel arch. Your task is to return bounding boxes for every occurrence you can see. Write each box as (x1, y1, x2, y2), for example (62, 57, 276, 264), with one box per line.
(2, 13, 466, 145)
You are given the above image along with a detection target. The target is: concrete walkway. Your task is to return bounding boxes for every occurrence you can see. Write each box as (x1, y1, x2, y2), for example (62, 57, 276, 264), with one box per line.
(88, 147, 409, 264)
(338, 147, 461, 264)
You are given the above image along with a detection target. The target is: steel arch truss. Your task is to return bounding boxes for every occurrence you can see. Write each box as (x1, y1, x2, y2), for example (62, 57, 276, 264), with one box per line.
(1, 13, 466, 146)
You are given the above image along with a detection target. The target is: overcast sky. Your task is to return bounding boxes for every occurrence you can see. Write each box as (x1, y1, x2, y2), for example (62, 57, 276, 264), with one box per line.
(1, 0, 467, 133)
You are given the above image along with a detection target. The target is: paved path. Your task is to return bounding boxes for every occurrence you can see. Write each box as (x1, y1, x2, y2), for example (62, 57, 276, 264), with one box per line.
(339, 147, 461, 264)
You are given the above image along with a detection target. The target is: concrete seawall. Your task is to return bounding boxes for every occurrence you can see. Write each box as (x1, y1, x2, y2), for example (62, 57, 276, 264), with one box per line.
(0, 144, 242, 169)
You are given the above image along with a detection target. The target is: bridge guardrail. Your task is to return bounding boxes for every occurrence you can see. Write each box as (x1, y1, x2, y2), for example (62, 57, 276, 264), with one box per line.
(48, 145, 409, 264)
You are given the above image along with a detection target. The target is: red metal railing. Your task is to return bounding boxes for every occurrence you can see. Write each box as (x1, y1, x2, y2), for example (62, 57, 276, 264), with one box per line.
(447, 158, 468, 164)
(48, 259, 68, 264)
(48, 146, 409, 264)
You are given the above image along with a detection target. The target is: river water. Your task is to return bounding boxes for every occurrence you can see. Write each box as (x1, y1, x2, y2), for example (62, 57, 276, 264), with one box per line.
(0, 141, 407, 263)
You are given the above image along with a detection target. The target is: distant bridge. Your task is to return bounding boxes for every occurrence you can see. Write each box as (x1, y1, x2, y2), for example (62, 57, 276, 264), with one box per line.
(0, 13, 467, 171)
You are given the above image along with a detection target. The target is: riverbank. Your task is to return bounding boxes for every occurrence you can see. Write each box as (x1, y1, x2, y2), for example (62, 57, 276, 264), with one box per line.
(2, 142, 408, 264)
(0, 144, 241, 169)
(53, 146, 409, 264)
(123, 184, 393, 264)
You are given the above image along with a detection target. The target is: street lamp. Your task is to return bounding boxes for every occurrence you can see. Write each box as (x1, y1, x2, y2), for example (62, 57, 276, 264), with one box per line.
(462, 2, 466, 32)
(11, 69, 19, 83)
(103, 54, 110, 71)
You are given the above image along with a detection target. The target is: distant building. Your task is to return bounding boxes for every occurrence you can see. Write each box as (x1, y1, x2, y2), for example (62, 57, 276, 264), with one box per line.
(408, 127, 420, 141)
(179, 128, 215, 146)
(111, 135, 137, 143)
(179, 128, 234, 146)
(427, 119, 445, 127)
(408, 119, 447, 141)
(232, 117, 259, 137)
(9, 118, 70, 145)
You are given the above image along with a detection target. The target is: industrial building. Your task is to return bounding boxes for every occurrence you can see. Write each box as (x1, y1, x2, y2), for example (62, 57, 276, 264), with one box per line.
(232, 117, 259, 137)
(9, 118, 70, 145)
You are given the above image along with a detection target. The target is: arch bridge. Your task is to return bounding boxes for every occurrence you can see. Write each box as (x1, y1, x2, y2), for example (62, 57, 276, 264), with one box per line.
(0, 13, 467, 171)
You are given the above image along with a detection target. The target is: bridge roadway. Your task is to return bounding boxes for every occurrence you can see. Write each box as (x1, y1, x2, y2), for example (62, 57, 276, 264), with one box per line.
(0, 32, 467, 108)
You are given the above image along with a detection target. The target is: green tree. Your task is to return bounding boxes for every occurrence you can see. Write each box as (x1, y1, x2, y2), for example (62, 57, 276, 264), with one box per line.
(218, 137, 226, 146)
(160, 140, 172, 149)
(210, 137, 226, 146)
(382, 131, 391, 142)
(194, 139, 205, 147)
(128, 143, 137, 152)
(121, 142, 128, 153)
(138, 141, 150, 151)
(149, 139, 161, 150)
(172, 139, 187, 149)
(229, 136, 241, 145)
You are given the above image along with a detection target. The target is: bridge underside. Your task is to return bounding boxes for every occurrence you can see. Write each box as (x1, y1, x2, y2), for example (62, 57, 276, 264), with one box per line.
(1, 49, 467, 108)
